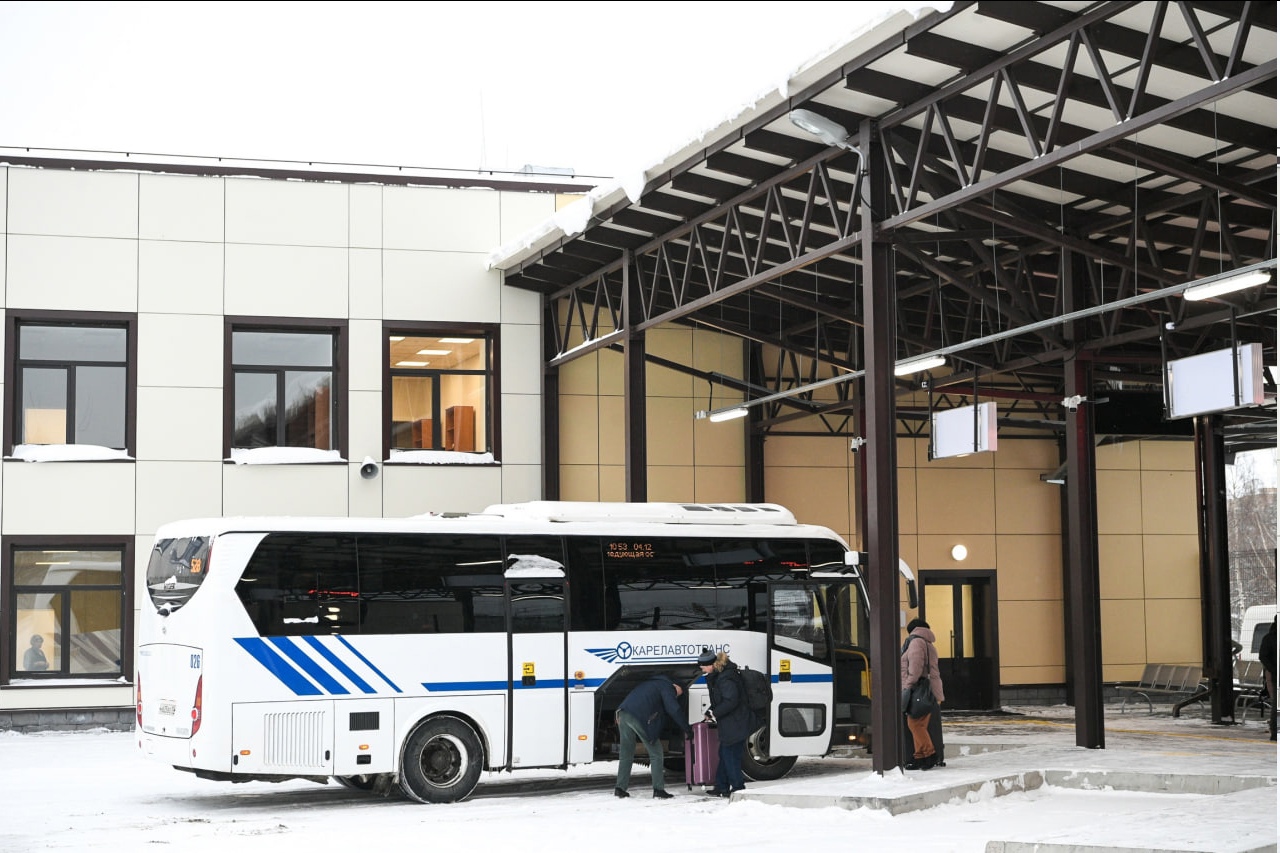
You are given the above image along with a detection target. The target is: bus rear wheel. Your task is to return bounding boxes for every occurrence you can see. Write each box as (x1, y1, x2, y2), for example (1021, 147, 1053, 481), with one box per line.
(741, 728, 797, 782)
(398, 716, 484, 803)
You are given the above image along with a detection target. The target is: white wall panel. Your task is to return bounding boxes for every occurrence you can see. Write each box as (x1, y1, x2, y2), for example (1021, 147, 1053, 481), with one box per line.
(498, 191, 557, 244)
(349, 184, 382, 249)
(0, 169, 6, 308)
(136, 387, 224, 461)
(2, 462, 135, 534)
(8, 168, 138, 238)
(347, 388, 383, 465)
(224, 244, 348, 317)
(383, 250, 498, 321)
(224, 178, 348, 247)
(6, 235, 138, 311)
(383, 186, 499, 252)
(349, 248, 383, 319)
(501, 463, 542, 504)
(382, 464, 502, 516)
(138, 241, 224, 315)
(139, 174, 224, 242)
(137, 313, 224, 388)
(499, 392, 542, 465)
(500, 281, 540, 321)
(348, 463, 384, 518)
(135, 461, 225, 534)
(347, 320, 383, 392)
(499, 321, 541, 395)
(222, 464, 350, 516)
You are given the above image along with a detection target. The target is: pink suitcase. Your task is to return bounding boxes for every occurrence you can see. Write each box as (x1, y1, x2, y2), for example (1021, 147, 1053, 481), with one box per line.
(684, 720, 720, 789)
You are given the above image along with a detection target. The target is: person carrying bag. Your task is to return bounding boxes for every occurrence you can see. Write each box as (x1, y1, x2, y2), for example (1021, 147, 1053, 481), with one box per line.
(900, 617, 945, 770)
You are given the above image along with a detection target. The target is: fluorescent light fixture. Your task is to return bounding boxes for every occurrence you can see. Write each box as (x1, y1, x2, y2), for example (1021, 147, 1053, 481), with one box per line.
(439, 337, 475, 344)
(396, 360, 429, 367)
(707, 407, 749, 423)
(1183, 270, 1270, 301)
(416, 349, 451, 355)
(789, 109, 856, 150)
(894, 355, 946, 376)
(389, 336, 405, 342)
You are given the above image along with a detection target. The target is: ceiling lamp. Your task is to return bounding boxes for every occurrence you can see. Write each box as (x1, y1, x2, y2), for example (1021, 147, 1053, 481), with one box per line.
(789, 109, 860, 153)
(894, 355, 946, 376)
(1182, 270, 1271, 301)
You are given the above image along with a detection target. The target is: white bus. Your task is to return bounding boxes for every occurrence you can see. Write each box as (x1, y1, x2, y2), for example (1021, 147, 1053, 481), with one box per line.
(136, 501, 888, 803)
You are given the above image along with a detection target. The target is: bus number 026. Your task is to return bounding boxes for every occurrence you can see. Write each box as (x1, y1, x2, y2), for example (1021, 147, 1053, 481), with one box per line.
(189, 654, 201, 669)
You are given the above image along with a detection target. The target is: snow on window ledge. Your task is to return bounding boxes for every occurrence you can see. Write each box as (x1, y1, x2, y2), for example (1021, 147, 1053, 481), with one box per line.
(228, 447, 345, 465)
(7, 444, 133, 462)
(390, 449, 496, 465)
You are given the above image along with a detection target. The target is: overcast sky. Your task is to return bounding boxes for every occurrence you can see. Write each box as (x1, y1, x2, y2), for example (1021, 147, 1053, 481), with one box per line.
(0, 1, 930, 179)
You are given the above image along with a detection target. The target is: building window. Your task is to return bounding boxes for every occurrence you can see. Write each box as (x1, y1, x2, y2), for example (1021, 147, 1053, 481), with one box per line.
(6, 312, 136, 454)
(227, 321, 347, 455)
(386, 326, 496, 458)
(6, 539, 131, 681)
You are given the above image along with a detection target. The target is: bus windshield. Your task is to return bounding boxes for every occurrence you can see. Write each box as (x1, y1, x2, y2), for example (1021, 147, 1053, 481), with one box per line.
(145, 536, 212, 616)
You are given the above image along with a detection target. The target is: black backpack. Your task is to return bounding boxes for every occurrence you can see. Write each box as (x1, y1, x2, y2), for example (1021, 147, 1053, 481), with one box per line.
(738, 665, 773, 723)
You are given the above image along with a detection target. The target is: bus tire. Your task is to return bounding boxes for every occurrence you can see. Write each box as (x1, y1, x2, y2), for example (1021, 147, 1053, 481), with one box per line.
(741, 729, 797, 782)
(398, 716, 484, 804)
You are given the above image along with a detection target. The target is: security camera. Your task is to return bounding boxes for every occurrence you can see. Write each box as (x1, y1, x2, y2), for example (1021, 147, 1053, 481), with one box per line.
(849, 437, 866, 453)
(360, 456, 380, 480)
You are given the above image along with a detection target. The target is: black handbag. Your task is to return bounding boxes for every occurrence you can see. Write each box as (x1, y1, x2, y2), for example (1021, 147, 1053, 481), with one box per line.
(902, 638, 939, 719)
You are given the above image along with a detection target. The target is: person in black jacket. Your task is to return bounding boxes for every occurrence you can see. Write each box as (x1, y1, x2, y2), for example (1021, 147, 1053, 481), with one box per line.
(1260, 616, 1276, 741)
(699, 649, 753, 797)
(614, 674, 692, 799)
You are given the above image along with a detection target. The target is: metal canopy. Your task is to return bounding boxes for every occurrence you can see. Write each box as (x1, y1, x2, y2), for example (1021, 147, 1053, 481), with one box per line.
(493, 1, 1277, 457)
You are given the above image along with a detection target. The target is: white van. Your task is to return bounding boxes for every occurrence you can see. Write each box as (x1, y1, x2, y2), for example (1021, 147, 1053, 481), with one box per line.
(1239, 604, 1277, 661)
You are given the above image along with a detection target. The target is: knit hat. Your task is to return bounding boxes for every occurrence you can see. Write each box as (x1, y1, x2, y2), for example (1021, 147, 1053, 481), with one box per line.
(697, 649, 717, 666)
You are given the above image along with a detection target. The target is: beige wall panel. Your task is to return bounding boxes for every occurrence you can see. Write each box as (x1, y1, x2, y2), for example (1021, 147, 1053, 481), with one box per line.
(224, 178, 348, 247)
(1096, 441, 1142, 470)
(347, 320, 383, 393)
(692, 329, 743, 377)
(921, 444, 997, 469)
(501, 322, 542, 396)
(995, 467, 1060, 534)
(7, 235, 138, 311)
(499, 191, 557, 244)
(383, 186, 499, 252)
(139, 174, 224, 242)
(1141, 534, 1201, 598)
(500, 462, 543, 504)
(136, 387, 224, 461)
(349, 248, 383, 320)
(1098, 535, 1146, 599)
(222, 464, 350, 516)
(1140, 470, 1196, 534)
(224, 244, 348, 318)
(996, 600, 1063, 666)
(559, 355, 598, 395)
(917, 534, 997, 572)
(599, 466, 625, 501)
(692, 416, 745, 467)
(558, 395, 601, 465)
(500, 392, 542, 466)
(1144, 598, 1203, 662)
(995, 535, 1061, 599)
(138, 241, 224, 315)
(137, 313, 224, 388)
(1106, 662, 1148, 683)
(9, 168, 137, 238)
(2, 462, 135, 534)
(1096, 469, 1142, 534)
(1140, 440, 1195, 471)
(560, 465, 603, 500)
(914, 468, 995, 535)
(646, 327, 694, 397)
(767, 465, 852, 534)
(994, 438, 1059, 470)
(135, 461, 224, 533)
(349, 184, 383, 249)
(1001, 665, 1066, 685)
(1101, 598, 1149, 663)
(382, 250, 499, 322)
(693, 467, 745, 504)
(897, 463, 918, 535)
(647, 397, 694, 467)
(598, 396, 625, 465)
(596, 349, 624, 397)
(347, 389, 382, 468)
(382, 465, 502, 515)
(648, 465, 695, 502)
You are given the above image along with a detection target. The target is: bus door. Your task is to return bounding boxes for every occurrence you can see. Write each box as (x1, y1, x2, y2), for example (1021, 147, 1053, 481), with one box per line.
(765, 580, 851, 757)
(504, 550, 568, 769)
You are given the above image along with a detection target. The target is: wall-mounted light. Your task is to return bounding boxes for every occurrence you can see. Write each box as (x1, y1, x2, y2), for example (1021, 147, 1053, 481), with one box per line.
(950, 544, 967, 561)
(1182, 270, 1271, 301)
(894, 354, 947, 376)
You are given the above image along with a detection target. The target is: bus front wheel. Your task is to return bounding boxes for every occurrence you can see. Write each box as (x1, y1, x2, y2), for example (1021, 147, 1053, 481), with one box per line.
(398, 716, 484, 803)
(741, 729, 797, 782)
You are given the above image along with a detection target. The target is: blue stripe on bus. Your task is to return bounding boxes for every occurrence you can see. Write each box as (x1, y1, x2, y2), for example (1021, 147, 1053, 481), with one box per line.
(267, 637, 350, 695)
(785, 673, 834, 684)
(235, 638, 324, 696)
(421, 679, 603, 692)
(302, 636, 377, 694)
(335, 635, 402, 693)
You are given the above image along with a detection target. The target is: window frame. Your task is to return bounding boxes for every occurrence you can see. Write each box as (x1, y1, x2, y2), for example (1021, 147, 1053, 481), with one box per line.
(2, 534, 134, 685)
(3, 310, 138, 456)
(382, 322, 500, 463)
(224, 317, 349, 460)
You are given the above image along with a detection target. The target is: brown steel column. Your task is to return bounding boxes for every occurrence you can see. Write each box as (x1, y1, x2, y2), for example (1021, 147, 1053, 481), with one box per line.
(541, 297, 560, 500)
(622, 253, 648, 501)
(1194, 414, 1235, 722)
(745, 342, 765, 502)
(860, 122, 904, 774)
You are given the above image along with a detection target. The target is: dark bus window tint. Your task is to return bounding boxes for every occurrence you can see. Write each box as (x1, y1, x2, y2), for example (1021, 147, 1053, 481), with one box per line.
(603, 537, 722, 631)
(808, 539, 847, 573)
(709, 538, 805, 631)
(565, 537, 606, 631)
(509, 580, 565, 633)
(356, 534, 504, 634)
(236, 534, 359, 636)
(146, 536, 212, 616)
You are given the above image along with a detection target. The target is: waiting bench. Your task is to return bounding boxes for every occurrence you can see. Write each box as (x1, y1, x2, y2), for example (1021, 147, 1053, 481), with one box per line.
(1116, 664, 1204, 714)
(1233, 659, 1270, 719)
